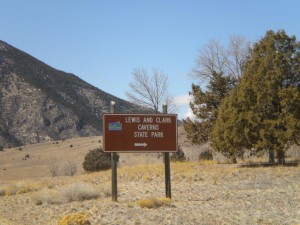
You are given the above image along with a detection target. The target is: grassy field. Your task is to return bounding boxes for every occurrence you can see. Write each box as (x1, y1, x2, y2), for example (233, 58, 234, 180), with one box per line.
(0, 160, 299, 225)
(0, 133, 299, 225)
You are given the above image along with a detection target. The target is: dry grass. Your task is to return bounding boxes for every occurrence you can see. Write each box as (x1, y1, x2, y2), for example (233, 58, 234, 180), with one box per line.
(61, 183, 99, 202)
(0, 183, 18, 196)
(0, 161, 299, 224)
(0, 186, 5, 196)
(58, 213, 91, 225)
(0, 134, 299, 225)
(0, 136, 102, 180)
(31, 188, 63, 205)
(138, 197, 172, 208)
(0, 179, 53, 196)
(118, 163, 164, 181)
(31, 182, 102, 205)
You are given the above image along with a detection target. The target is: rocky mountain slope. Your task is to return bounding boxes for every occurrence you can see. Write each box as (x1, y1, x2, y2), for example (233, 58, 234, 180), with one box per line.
(0, 40, 149, 147)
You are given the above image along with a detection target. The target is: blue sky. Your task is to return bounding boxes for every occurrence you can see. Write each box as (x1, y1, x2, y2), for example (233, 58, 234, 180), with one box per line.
(1, 0, 300, 119)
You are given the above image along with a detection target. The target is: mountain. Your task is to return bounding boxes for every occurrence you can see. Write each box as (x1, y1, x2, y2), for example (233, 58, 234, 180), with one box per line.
(0, 40, 150, 147)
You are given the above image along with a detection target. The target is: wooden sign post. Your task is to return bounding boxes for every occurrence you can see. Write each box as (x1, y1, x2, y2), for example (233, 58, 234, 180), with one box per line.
(103, 105, 177, 201)
(110, 101, 118, 202)
(163, 104, 171, 199)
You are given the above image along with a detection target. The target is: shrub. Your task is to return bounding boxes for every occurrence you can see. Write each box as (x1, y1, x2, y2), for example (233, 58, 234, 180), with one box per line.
(16, 185, 37, 195)
(0, 146, 4, 151)
(58, 213, 91, 225)
(199, 149, 213, 161)
(63, 160, 77, 176)
(170, 146, 186, 162)
(82, 148, 111, 172)
(31, 188, 62, 205)
(47, 157, 60, 177)
(138, 197, 171, 209)
(0, 185, 6, 196)
(0, 181, 41, 197)
(2, 184, 17, 196)
(61, 183, 99, 202)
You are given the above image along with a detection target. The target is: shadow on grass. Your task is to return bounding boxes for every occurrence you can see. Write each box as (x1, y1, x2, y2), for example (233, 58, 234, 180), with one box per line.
(239, 161, 299, 168)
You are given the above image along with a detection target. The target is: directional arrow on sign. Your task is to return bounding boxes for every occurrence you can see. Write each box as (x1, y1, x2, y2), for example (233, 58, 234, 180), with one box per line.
(134, 143, 148, 147)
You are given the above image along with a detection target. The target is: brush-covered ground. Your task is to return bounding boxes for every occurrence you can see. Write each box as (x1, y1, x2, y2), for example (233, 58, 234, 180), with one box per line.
(0, 160, 299, 225)
(0, 126, 204, 181)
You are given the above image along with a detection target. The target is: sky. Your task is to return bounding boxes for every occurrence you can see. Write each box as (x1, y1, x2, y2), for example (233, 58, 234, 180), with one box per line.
(1, 0, 300, 119)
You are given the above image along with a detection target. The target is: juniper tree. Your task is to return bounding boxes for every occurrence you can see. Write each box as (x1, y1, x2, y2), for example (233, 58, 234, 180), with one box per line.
(211, 88, 252, 162)
(212, 30, 300, 163)
(184, 36, 250, 146)
(183, 72, 236, 145)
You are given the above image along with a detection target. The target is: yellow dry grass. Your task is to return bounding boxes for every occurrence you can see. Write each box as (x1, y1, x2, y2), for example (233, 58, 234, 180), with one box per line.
(0, 179, 55, 196)
(0, 160, 299, 225)
(138, 197, 171, 208)
(58, 213, 91, 225)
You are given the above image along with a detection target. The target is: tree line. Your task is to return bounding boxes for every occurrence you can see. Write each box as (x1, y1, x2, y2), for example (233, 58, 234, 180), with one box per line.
(183, 30, 300, 163)
(123, 30, 299, 164)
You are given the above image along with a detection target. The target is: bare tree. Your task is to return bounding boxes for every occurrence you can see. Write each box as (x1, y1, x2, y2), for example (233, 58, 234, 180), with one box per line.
(226, 35, 251, 78)
(193, 36, 251, 82)
(126, 68, 175, 113)
(63, 160, 78, 176)
(184, 36, 251, 146)
(46, 157, 60, 177)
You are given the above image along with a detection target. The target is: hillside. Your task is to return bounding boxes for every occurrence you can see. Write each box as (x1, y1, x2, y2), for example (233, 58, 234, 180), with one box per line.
(0, 40, 150, 147)
(0, 125, 206, 180)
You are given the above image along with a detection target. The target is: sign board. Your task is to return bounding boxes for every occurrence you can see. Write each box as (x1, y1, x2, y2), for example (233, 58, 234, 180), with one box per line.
(103, 114, 178, 153)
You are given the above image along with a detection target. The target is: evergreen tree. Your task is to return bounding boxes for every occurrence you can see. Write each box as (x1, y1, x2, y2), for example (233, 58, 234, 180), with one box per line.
(184, 36, 250, 146)
(211, 89, 250, 162)
(184, 72, 236, 144)
(212, 30, 300, 163)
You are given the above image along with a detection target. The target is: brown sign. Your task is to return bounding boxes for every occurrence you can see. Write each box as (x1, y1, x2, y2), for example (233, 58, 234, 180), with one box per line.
(103, 114, 178, 152)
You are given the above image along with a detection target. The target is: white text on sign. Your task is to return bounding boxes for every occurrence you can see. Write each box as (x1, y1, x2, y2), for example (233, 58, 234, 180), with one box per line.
(125, 117, 172, 124)
(125, 116, 171, 139)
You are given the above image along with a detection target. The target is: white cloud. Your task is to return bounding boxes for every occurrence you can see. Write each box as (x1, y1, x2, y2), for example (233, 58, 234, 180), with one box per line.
(172, 94, 192, 106)
(172, 94, 196, 120)
(184, 107, 196, 120)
